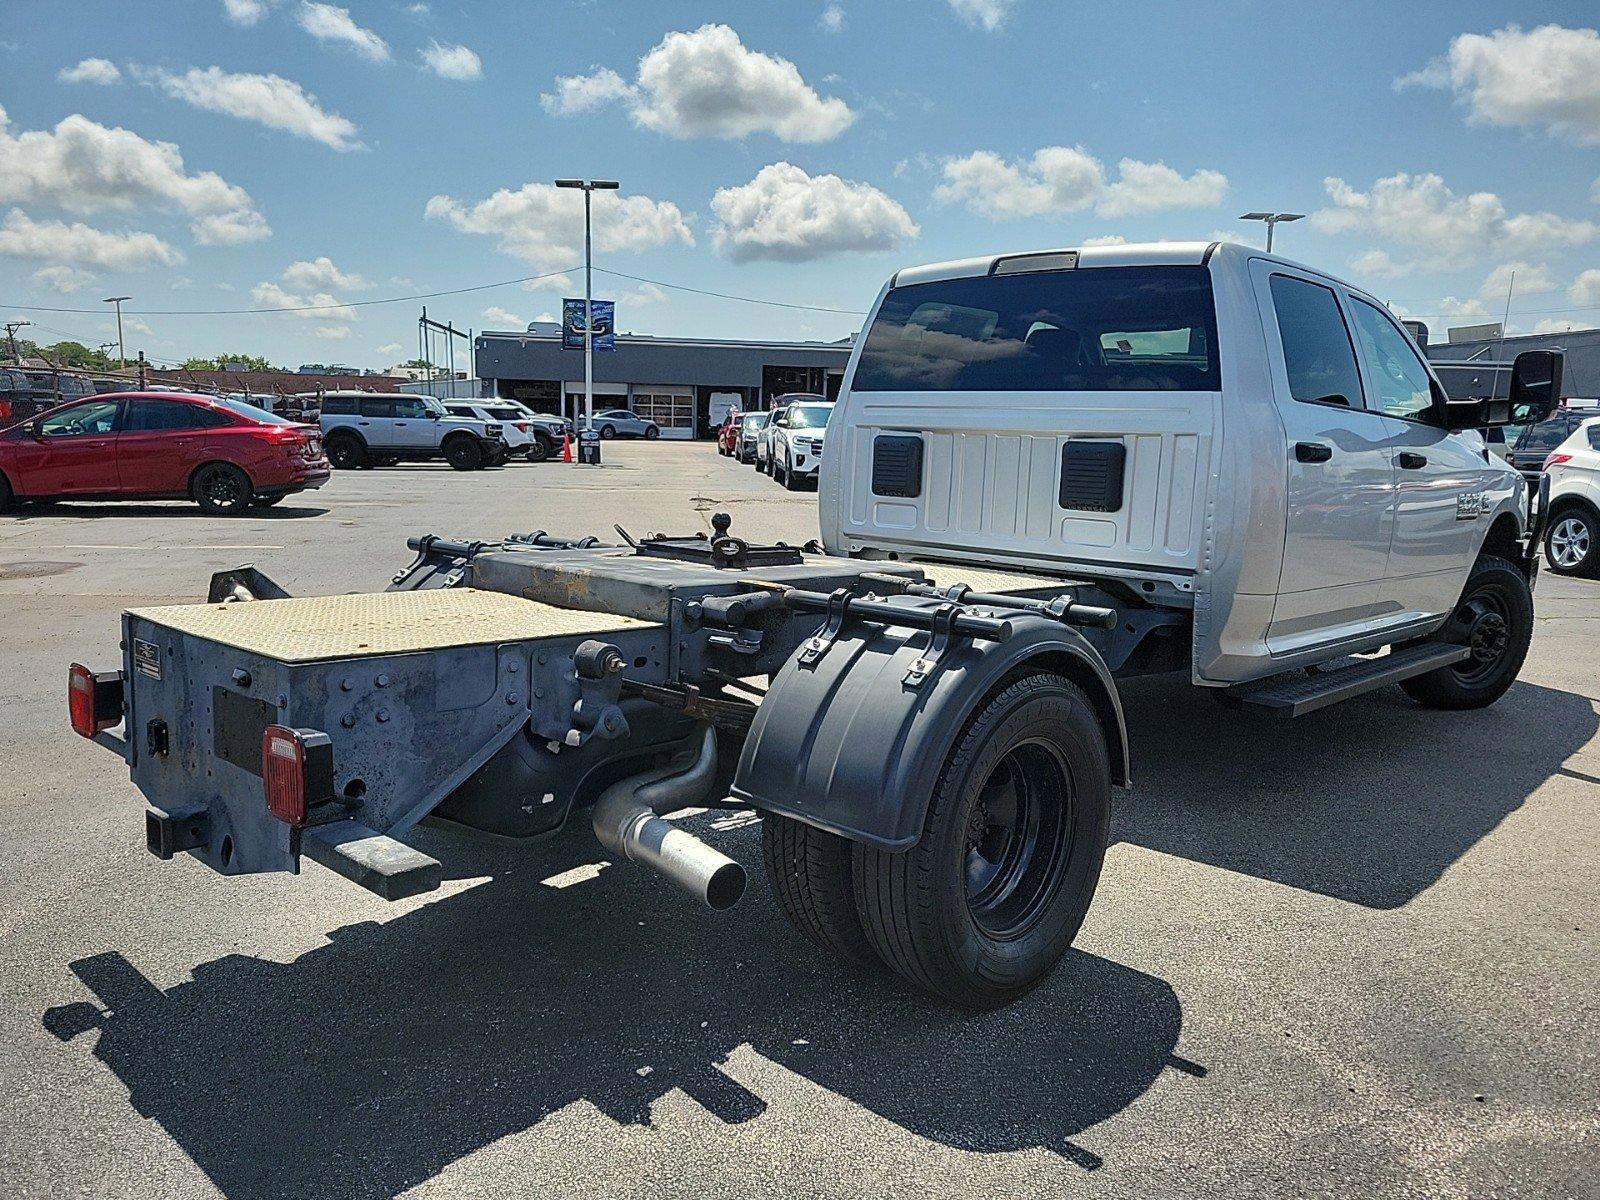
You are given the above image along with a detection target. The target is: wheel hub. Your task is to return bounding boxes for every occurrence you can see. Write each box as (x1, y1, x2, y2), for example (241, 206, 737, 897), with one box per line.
(1466, 609, 1508, 663)
(1550, 517, 1589, 569)
(962, 742, 1072, 940)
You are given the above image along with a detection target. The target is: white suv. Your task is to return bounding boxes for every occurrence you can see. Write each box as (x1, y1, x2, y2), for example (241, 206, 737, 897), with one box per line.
(446, 401, 569, 462)
(767, 399, 834, 490)
(1543, 415, 1600, 576)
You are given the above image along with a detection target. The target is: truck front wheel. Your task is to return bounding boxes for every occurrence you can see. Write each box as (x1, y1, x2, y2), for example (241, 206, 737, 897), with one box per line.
(761, 814, 880, 968)
(1400, 554, 1533, 710)
(852, 673, 1110, 1007)
(444, 436, 485, 471)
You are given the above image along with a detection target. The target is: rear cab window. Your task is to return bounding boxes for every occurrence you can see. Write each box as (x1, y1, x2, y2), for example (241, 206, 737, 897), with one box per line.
(852, 265, 1220, 392)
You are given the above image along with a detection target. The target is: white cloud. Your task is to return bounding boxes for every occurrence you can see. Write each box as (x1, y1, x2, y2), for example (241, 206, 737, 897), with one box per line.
(1081, 234, 1127, 246)
(1348, 248, 1410, 280)
(482, 305, 523, 327)
(711, 162, 918, 262)
(1311, 172, 1595, 260)
(935, 146, 1227, 219)
(0, 209, 182, 270)
(169, 276, 194, 290)
(250, 278, 358, 321)
(150, 67, 362, 151)
(283, 255, 368, 290)
(375, 342, 403, 355)
(947, 0, 1016, 31)
(533, 311, 556, 324)
(426, 183, 693, 273)
(619, 282, 667, 306)
(223, 0, 272, 26)
(314, 325, 351, 340)
(1529, 317, 1595, 334)
(1568, 269, 1600, 307)
(1399, 24, 1600, 145)
(1435, 296, 1493, 325)
(1480, 260, 1556, 299)
(58, 58, 121, 86)
(32, 264, 97, 293)
(0, 104, 266, 242)
(421, 40, 481, 80)
(820, 3, 843, 33)
(193, 210, 272, 245)
(542, 24, 853, 142)
(296, 2, 389, 62)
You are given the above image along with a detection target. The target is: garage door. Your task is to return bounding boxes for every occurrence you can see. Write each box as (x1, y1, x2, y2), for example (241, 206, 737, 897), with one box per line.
(631, 391, 695, 438)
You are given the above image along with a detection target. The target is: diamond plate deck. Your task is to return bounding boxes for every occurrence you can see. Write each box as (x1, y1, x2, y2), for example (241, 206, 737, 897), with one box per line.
(127, 588, 652, 663)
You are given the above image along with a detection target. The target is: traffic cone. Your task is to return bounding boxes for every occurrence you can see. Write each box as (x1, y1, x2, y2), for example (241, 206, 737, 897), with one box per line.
(561, 431, 573, 463)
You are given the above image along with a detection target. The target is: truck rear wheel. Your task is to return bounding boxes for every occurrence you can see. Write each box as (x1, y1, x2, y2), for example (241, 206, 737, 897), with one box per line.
(852, 673, 1110, 1007)
(1400, 554, 1533, 710)
(761, 813, 880, 968)
(326, 433, 365, 470)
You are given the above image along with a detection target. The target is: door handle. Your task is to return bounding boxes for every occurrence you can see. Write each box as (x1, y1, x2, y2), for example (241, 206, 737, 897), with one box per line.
(1397, 452, 1427, 469)
(1294, 441, 1333, 463)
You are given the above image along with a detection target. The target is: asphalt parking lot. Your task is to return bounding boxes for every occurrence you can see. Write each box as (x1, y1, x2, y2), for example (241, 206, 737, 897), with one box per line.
(1, 441, 1596, 1199)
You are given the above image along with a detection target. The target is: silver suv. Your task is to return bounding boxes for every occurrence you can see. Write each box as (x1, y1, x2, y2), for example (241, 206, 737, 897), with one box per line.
(319, 392, 505, 471)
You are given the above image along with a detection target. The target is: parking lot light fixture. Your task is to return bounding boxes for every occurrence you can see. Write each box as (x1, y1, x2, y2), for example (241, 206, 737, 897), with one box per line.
(555, 179, 619, 456)
(1238, 212, 1304, 253)
(102, 296, 131, 367)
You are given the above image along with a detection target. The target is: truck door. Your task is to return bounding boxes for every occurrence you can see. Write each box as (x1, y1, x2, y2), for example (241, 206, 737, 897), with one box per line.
(1252, 264, 1396, 655)
(1344, 297, 1494, 622)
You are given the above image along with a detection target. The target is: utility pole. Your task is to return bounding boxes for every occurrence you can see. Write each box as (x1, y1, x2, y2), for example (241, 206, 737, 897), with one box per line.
(3, 319, 30, 363)
(103, 295, 131, 366)
(555, 178, 618, 454)
(1239, 212, 1304, 253)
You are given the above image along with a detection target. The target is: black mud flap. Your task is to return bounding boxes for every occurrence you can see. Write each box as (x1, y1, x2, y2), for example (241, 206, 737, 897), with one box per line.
(730, 612, 1127, 850)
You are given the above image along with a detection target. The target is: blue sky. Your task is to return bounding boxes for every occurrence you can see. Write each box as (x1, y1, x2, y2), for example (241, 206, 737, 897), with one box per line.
(4, 0, 1600, 369)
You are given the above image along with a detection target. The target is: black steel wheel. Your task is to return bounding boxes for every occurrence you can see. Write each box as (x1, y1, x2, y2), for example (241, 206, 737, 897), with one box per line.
(325, 434, 365, 470)
(852, 673, 1111, 1007)
(1400, 555, 1533, 709)
(1545, 506, 1599, 577)
(444, 435, 485, 471)
(192, 463, 253, 515)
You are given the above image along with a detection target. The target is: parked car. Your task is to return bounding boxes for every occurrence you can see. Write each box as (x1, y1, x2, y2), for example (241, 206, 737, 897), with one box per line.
(0, 391, 328, 514)
(1508, 408, 1591, 476)
(446, 401, 567, 462)
(735, 410, 768, 463)
(319, 392, 504, 470)
(768, 400, 836, 490)
(716, 410, 743, 455)
(0, 368, 97, 424)
(0, 367, 32, 425)
(755, 405, 788, 471)
(1541, 415, 1600, 576)
(582, 409, 660, 439)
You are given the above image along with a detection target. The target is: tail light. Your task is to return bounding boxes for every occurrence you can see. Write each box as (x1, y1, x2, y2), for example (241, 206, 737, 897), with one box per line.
(515, 421, 529, 432)
(1544, 452, 1572, 471)
(69, 663, 123, 737)
(0, 399, 12, 422)
(261, 725, 335, 827)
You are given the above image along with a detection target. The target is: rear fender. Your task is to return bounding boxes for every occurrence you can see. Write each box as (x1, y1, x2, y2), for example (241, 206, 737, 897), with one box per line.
(731, 615, 1127, 850)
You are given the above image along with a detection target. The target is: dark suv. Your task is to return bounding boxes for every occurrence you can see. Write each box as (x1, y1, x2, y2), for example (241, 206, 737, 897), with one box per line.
(0, 369, 97, 426)
(1508, 409, 1594, 476)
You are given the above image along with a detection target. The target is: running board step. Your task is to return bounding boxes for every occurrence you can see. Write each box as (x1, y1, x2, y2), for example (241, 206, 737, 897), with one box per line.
(1226, 644, 1472, 718)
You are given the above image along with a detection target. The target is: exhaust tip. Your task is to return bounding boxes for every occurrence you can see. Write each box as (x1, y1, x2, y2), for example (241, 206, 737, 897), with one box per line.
(705, 861, 747, 911)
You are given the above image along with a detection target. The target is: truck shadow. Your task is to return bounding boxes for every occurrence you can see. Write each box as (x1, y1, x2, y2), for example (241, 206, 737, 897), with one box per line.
(7, 502, 329, 520)
(43, 819, 1193, 1199)
(1113, 676, 1596, 909)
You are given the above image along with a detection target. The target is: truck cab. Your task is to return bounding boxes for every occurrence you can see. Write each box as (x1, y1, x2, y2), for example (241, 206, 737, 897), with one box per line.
(822, 241, 1555, 685)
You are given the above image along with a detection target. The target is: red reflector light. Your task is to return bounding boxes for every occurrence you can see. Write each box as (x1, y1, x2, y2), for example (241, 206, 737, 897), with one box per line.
(261, 725, 335, 827)
(515, 422, 529, 432)
(69, 663, 123, 737)
(1544, 453, 1572, 471)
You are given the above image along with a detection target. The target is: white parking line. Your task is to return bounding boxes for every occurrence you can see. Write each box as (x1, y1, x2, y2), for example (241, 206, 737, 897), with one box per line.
(45, 544, 284, 551)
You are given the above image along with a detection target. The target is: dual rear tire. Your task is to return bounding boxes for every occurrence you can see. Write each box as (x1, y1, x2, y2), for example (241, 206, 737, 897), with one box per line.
(761, 673, 1110, 1007)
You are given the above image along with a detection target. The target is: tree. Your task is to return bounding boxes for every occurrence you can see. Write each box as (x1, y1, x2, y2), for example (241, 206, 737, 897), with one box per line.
(398, 358, 433, 369)
(180, 353, 274, 372)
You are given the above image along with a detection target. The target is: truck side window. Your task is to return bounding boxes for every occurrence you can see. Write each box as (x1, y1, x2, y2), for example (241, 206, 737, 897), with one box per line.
(1267, 274, 1364, 409)
(1348, 299, 1435, 422)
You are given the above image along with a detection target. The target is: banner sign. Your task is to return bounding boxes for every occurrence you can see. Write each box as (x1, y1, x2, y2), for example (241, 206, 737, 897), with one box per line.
(562, 298, 615, 352)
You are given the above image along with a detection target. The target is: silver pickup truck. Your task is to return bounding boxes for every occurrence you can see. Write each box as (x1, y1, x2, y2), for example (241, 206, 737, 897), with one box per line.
(70, 242, 1561, 1007)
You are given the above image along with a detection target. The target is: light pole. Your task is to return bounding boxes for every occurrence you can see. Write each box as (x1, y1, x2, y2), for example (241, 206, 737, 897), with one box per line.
(103, 296, 131, 367)
(1239, 212, 1304, 253)
(555, 178, 618, 451)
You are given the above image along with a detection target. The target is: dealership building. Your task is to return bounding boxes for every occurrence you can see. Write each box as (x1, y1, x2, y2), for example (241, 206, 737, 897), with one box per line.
(473, 322, 856, 439)
(1420, 324, 1600, 400)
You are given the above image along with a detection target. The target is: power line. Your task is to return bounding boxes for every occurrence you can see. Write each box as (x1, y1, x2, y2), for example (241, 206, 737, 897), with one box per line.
(594, 267, 868, 316)
(0, 267, 580, 317)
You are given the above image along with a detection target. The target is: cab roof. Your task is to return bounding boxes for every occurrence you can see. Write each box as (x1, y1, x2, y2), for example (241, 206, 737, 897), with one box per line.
(890, 240, 1316, 288)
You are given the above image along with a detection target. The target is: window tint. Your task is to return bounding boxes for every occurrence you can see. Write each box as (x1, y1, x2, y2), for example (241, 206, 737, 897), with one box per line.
(39, 400, 119, 436)
(393, 397, 429, 419)
(1348, 299, 1435, 421)
(124, 399, 234, 432)
(486, 407, 522, 420)
(853, 266, 1220, 393)
(1588, 423, 1600, 453)
(321, 397, 356, 415)
(1267, 275, 1364, 408)
(359, 398, 396, 419)
(788, 404, 833, 429)
(1516, 413, 1583, 455)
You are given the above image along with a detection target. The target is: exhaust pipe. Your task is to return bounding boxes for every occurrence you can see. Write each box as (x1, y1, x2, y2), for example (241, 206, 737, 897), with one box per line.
(591, 726, 746, 910)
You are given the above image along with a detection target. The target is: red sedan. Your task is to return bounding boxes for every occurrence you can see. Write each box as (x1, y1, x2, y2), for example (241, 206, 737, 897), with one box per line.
(0, 392, 329, 515)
